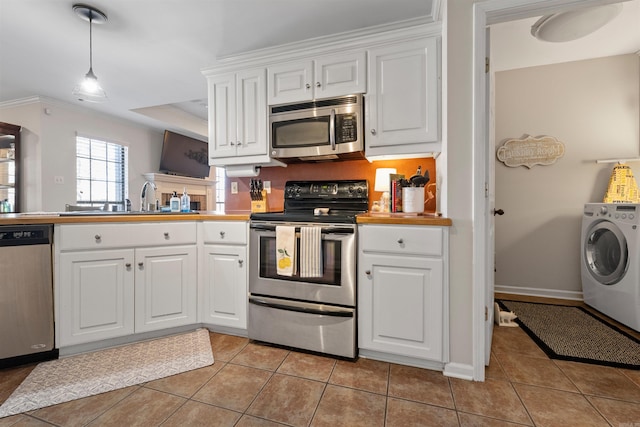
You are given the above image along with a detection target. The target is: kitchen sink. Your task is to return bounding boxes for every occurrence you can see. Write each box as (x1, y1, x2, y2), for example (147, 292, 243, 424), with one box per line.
(58, 210, 200, 216)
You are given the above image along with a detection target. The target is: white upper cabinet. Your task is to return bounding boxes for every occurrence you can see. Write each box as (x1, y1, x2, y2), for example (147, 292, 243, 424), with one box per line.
(268, 52, 366, 105)
(208, 68, 268, 163)
(365, 37, 440, 159)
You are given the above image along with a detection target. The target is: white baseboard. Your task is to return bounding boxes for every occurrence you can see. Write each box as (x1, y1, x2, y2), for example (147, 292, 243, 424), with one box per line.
(443, 362, 475, 381)
(494, 285, 583, 301)
(358, 350, 444, 372)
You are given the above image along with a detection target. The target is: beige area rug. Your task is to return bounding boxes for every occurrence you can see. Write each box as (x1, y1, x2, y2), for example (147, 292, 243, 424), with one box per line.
(0, 328, 213, 418)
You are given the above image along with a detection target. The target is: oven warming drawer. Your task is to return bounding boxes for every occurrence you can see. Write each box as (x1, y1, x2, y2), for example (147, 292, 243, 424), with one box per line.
(248, 296, 356, 359)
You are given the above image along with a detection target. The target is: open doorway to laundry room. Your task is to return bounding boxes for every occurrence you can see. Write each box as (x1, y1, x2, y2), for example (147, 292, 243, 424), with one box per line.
(473, 0, 640, 380)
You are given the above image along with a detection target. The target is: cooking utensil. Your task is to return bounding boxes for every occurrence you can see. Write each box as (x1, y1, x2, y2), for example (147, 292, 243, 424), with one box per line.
(409, 168, 430, 187)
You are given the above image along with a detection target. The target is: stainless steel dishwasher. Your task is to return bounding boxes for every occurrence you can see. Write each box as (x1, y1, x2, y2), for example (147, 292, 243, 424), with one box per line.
(0, 224, 57, 367)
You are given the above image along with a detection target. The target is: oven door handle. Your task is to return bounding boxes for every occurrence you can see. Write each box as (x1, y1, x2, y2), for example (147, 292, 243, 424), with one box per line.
(249, 296, 354, 318)
(250, 224, 355, 234)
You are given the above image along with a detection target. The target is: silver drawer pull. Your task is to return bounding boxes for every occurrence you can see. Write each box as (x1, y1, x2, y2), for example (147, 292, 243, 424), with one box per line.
(316, 82, 321, 87)
(238, 259, 244, 266)
(305, 83, 311, 89)
(365, 270, 371, 275)
(138, 262, 143, 267)
(94, 234, 101, 241)
(370, 129, 376, 135)
(220, 231, 225, 238)
(397, 238, 404, 244)
(164, 232, 169, 239)
(125, 263, 131, 268)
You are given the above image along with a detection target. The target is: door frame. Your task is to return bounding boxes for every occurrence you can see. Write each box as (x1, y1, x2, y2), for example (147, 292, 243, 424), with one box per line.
(471, 0, 626, 381)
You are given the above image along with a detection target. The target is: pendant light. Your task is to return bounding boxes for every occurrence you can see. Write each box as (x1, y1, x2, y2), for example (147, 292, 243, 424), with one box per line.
(72, 4, 108, 102)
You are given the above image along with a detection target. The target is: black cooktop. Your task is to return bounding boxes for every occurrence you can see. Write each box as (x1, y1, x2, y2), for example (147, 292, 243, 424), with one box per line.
(250, 179, 368, 224)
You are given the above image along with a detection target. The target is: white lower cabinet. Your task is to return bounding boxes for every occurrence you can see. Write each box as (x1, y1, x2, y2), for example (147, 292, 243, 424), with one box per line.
(56, 222, 198, 347)
(199, 222, 248, 330)
(358, 224, 447, 363)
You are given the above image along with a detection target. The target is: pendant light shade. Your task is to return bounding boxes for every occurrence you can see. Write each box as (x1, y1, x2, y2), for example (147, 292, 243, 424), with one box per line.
(531, 3, 622, 43)
(72, 4, 108, 102)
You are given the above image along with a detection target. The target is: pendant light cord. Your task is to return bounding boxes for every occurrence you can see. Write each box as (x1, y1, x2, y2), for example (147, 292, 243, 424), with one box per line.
(88, 13, 93, 71)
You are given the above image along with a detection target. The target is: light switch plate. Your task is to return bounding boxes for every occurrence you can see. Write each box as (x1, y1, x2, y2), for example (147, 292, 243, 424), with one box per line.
(263, 181, 271, 194)
(231, 182, 238, 194)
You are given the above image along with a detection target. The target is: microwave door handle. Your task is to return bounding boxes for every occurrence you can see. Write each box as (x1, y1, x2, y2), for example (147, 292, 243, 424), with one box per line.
(330, 109, 336, 150)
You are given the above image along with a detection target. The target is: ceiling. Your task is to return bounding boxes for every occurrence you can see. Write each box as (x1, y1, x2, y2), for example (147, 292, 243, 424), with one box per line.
(0, 0, 638, 140)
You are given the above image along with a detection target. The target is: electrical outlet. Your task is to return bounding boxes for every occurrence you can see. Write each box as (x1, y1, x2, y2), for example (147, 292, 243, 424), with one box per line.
(231, 181, 238, 194)
(263, 181, 271, 194)
(54, 176, 64, 184)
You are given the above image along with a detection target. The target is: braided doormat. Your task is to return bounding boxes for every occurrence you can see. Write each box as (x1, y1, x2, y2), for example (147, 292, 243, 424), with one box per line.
(498, 300, 640, 370)
(0, 328, 214, 418)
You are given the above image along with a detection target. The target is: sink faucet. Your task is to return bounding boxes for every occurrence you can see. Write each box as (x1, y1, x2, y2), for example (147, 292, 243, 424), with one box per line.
(140, 181, 157, 212)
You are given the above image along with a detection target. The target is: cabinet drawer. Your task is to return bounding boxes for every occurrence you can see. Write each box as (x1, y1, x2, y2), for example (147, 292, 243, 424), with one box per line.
(359, 225, 442, 256)
(201, 221, 247, 244)
(57, 222, 197, 250)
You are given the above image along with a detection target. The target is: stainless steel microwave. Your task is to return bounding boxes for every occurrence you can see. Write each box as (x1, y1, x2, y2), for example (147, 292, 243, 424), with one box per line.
(269, 94, 364, 162)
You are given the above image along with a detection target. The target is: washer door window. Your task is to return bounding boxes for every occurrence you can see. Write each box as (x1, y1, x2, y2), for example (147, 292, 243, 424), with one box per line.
(584, 221, 628, 285)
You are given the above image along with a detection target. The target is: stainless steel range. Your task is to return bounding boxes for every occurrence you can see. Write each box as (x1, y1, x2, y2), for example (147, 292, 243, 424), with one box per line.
(248, 179, 368, 358)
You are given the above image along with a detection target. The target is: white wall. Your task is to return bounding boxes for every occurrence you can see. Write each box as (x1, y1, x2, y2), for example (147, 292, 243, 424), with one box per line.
(495, 54, 640, 297)
(0, 98, 163, 212)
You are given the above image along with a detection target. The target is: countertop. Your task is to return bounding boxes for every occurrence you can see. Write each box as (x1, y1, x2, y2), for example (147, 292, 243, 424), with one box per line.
(0, 211, 251, 225)
(0, 211, 451, 226)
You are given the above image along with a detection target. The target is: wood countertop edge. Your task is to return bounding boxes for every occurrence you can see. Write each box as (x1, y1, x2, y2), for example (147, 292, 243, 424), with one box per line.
(0, 213, 251, 225)
(356, 214, 452, 226)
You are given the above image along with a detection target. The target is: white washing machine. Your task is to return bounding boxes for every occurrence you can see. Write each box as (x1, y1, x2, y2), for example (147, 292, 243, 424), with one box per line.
(581, 203, 640, 332)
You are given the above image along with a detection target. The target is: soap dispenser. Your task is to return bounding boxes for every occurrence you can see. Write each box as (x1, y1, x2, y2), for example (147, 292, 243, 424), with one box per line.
(170, 191, 180, 212)
(180, 187, 190, 212)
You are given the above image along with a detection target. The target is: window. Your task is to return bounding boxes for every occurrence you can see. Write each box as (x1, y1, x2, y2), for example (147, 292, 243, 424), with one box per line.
(215, 167, 225, 212)
(76, 136, 128, 209)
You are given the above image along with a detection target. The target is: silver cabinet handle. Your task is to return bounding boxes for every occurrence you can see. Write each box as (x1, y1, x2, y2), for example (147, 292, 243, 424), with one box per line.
(365, 270, 371, 275)
(125, 263, 131, 268)
(397, 238, 404, 244)
(305, 83, 311, 89)
(236, 141, 241, 146)
(316, 82, 321, 87)
(238, 259, 244, 266)
(220, 231, 225, 238)
(370, 129, 377, 135)
(164, 232, 169, 239)
(94, 234, 101, 241)
(230, 141, 235, 146)
(138, 262, 143, 267)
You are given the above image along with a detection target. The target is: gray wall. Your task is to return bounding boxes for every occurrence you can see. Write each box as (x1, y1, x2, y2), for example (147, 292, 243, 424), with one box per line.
(494, 54, 640, 298)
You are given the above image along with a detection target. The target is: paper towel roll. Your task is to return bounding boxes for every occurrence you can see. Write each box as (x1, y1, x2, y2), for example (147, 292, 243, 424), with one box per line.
(224, 165, 261, 177)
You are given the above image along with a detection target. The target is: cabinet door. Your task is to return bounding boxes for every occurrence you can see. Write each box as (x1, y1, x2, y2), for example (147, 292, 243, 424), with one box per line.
(201, 244, 247, 329)
(236, 68, 268, 157)
(359, 253, 443, 361)
(134, 245, 197, 333)
(267, 60, 313, 104)
(208, 73, 238, 159)
(366, 38, 439, 153)
(58, 249, 135, 346)
(314, 52, 366, 99)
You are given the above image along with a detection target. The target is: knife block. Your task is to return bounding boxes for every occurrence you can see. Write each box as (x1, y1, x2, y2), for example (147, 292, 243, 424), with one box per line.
(251, 191, 268, 213)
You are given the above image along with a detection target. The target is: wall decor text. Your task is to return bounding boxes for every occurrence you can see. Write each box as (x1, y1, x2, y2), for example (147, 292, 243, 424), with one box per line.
(496, 135, 565, 168)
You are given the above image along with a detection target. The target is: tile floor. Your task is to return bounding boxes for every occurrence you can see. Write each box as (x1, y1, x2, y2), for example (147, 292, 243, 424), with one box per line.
(1, 301, 640, 426)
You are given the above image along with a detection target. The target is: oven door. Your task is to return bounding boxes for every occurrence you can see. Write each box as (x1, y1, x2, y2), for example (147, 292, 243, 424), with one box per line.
(249, 222, 356, 306)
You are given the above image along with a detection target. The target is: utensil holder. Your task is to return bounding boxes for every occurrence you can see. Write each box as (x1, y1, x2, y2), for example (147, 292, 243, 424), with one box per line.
(402, 187, 425, 213)
(251, 191, 268, 213)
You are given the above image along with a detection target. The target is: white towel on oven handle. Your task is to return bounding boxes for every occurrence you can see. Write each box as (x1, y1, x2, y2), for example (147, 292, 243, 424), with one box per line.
(300, 226, 323, 278)
(276, 225, 296, 276)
